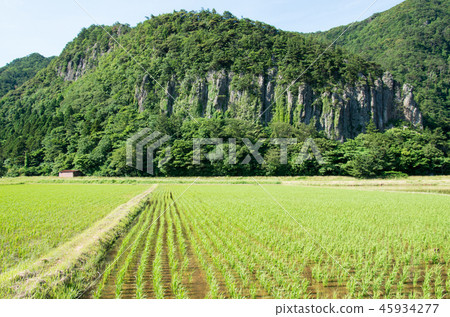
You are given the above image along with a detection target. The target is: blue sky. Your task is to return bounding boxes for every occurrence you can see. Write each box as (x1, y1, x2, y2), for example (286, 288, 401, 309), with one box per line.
(0, 0, 404, 67)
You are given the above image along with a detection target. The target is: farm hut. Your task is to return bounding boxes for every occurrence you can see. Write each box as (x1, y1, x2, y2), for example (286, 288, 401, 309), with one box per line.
(59, 170, 83, 178)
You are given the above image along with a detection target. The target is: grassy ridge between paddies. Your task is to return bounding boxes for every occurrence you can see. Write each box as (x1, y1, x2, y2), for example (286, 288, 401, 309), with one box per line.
(0, 184, 156, 298)
(94, 184, 449, 299)
(1, 175, 449, 187)
(0, 176, 281, 185)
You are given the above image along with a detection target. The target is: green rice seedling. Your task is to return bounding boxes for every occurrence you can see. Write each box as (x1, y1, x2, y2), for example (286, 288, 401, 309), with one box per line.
(115, 203, 156, 298)
(396, 281, 405, 297)
(152, 208, 166, 299)
(322, 271, 330, 287)
(413, 270, 420, 289)
(301, 279, 309, 295)
(249, 285, 257, 299)
(433, 267, 444, 299)
(422, 269, 432, 299)
(136, 198, 162, 299)
(410, 291, 418, 299)
(384, 278, 393, 297)
(347, 279, 357, 297)
(446, 275, 450, 294)
(206, 268, 220, 299)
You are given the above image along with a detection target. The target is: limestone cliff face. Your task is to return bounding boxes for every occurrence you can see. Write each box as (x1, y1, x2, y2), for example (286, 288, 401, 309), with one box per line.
(138, 70, 422, 140)
(135, 75, 150, 113)
(56, 25, 127, 82)
(56, 42, 114, 82)
(402, 83, 423, 127)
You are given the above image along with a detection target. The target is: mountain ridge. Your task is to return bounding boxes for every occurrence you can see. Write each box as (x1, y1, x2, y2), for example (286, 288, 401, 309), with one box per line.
(0, 11, 421, 137)
(0, 9, 447, 177)
(0, 53, 54, 99)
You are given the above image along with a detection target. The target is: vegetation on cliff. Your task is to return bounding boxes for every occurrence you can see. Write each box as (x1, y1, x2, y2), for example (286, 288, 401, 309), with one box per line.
(315, 0, 450, 131)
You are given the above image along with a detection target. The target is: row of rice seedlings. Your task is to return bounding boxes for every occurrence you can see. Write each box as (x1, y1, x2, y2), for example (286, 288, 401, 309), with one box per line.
(165, 203, 188, 298)
(445, 273, 450, 296)
(135, 196, 164, 299)
(167, 202, 192, 297)
(170, 202, 189, 276)
(93, 196, 155, 299)
(152, 196, 167, 299)
(114, 201, 158, 298)
(175, 199, 221, 298)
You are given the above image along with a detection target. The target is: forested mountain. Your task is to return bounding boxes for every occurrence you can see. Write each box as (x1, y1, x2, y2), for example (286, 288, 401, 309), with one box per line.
(0, 10, 447, 177)
(315, 0, 449, 131)
(0, 53, 53, 99)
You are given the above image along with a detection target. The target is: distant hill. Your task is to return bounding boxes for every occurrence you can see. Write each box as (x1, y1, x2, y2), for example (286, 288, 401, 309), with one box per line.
(1, 10, 446, 177)
(315, 0, 450, 131)
(0, 53, 54, 98)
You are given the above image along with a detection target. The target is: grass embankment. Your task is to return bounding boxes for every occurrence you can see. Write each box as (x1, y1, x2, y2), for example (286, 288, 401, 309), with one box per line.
(1, 175, 450, 188)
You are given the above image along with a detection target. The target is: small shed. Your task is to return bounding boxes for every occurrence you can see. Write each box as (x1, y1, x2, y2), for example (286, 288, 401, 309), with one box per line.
(59, 170, 83, 178)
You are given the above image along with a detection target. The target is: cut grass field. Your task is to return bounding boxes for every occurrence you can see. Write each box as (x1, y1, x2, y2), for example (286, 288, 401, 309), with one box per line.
(0, 176, 448, 298)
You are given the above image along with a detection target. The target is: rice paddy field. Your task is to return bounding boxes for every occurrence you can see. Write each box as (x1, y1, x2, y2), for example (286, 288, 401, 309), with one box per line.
(0, 177, 448, 299)
(91, 183, 449, 299)
(0, 184, 150, 275)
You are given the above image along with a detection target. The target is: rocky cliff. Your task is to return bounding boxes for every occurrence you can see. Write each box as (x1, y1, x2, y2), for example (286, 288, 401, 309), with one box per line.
(135, 70, 422, 140)
(314, 0, 449, 132)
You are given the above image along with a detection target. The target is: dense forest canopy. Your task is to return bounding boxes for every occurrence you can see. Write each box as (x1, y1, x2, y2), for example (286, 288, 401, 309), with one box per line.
(0, 53, 53, 99)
